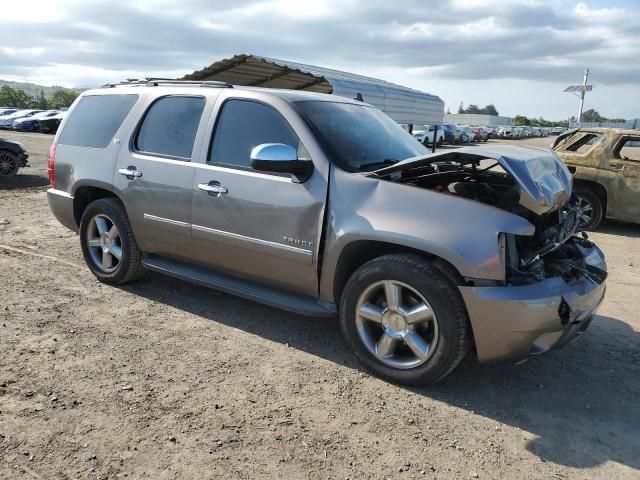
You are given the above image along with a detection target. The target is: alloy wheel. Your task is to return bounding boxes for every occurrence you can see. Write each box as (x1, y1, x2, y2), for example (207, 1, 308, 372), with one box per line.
(355, 280, 439, 369)
(575, 195, 594, 228)
(0, 151, 18, 176)
(86, 214, 122, 273)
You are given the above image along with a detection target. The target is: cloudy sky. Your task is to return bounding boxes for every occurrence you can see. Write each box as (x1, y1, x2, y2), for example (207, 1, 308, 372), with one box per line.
(2, 0, 639, 119)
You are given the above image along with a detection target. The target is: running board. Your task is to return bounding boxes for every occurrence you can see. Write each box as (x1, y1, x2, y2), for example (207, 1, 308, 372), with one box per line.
(142, 254, 336, 318)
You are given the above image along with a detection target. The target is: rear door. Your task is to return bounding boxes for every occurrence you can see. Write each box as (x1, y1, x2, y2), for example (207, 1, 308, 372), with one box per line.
(113, 93, 213, 259)
(609, 135, 640, 222)
(189, 96, 327, 296)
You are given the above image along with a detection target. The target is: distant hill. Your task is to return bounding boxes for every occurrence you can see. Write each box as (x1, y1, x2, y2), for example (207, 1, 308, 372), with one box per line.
(0, 79, 82, 97)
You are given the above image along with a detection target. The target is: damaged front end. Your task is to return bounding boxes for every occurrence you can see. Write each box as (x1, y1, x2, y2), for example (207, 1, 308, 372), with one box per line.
(373, 145, 608, 362)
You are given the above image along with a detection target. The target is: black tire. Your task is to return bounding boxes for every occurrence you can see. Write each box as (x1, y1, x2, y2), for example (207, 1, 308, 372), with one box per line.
(339, 254, 470, 385)
(79, 198, 144, 284)
(0, 150, 19, 176)
(573, 186, 604, 231)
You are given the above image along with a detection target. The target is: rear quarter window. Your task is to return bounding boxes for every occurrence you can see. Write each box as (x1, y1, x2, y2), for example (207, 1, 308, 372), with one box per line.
(58, 94, 138, 148)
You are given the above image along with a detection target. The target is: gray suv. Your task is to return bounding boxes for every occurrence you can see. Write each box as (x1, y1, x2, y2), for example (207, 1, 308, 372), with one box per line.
(47, 80, 607, 385)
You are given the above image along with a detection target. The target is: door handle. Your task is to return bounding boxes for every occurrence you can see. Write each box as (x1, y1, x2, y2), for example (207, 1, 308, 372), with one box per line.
(118, 166, 142, 178)
(198, 182, 228, 196)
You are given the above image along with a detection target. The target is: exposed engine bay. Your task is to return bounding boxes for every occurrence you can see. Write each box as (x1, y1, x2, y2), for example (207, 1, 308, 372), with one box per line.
(373, 148, 606, 286)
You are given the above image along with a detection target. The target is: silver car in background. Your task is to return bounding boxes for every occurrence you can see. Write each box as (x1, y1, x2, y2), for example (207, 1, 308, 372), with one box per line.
(47, 80, 607, 385)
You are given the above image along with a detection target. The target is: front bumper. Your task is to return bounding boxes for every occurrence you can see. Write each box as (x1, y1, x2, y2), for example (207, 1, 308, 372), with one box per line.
(459, 243, 607, 363)
(47, 188, 78, 233)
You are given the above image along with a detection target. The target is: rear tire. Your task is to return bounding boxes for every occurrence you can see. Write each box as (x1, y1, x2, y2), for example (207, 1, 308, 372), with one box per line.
(573, 186, 604, 231)
(79, 198, 144, 284)
(339, 254, 470, 385)
(0, 150, 19, 176)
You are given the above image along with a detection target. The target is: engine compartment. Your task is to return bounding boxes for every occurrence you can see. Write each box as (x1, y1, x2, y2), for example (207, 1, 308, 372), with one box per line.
(378, 157, 591, 285)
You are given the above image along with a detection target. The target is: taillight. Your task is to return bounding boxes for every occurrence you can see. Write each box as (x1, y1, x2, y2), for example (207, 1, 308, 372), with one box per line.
(48, 143, 57, 187)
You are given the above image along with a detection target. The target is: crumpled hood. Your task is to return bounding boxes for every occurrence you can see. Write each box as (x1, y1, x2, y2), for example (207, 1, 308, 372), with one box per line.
(375, 145, 573, 215)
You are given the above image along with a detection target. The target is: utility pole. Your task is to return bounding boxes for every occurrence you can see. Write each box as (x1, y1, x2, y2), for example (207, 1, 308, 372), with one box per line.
(563, 68, 593, 126)
(577, 68, 590, 124)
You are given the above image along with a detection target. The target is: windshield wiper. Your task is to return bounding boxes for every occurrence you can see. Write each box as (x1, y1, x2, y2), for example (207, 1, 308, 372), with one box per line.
(357, 158, 399, 171)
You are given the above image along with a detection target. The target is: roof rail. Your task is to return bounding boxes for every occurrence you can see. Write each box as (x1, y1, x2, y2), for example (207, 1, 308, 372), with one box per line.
(100, 78, 233, 89)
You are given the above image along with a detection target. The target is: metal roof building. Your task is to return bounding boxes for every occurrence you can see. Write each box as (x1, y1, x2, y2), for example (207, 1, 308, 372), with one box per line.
(183, 54, 444, 125)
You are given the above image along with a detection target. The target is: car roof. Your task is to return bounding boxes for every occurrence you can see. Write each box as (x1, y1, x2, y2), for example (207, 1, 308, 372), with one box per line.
(569, 127, 640, 135)
(84, 81, 372, 108)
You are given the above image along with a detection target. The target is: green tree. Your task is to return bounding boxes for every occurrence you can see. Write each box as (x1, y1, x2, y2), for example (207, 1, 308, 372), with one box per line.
(458, 103, 500, 116)
(581, 109, 602, 123)
(33, 89, 49, 109)
(49, 88, 79, 109)
(512, 115, 530, 126)
(0, 85, 31, 108)
(481, 104, 499, 116)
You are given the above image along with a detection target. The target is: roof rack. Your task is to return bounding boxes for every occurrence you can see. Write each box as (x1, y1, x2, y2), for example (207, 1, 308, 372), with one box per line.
(100, 78, 233, 89)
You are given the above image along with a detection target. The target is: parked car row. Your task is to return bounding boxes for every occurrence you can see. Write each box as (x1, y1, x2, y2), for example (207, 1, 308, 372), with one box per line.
(0, 108, 66, 134)
(495, 125, 565, 139)
(405, 123, 569, 146)
(412, 124, 490, 146)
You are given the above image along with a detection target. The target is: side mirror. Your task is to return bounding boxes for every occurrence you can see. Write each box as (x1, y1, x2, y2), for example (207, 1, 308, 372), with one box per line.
(250, 143, 313, 183)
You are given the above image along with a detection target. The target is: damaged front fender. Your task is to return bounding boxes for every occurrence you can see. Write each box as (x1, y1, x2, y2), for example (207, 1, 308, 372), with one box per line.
(319, 166, 536, 302)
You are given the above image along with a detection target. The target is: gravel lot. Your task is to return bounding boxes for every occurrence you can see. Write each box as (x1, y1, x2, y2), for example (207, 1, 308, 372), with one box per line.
(1, 131, 639, 479)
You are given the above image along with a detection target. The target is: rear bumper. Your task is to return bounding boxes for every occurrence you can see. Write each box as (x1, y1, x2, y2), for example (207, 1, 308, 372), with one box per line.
(47, 188, 77, 233)
(460, 243, 607, 363)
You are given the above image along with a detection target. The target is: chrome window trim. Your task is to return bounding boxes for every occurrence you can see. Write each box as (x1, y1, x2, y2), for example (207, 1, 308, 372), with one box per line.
(193, 162, 292, 182)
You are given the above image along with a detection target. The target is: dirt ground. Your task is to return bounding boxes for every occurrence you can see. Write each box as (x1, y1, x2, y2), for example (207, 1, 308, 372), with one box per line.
(1, 131, 639, 480)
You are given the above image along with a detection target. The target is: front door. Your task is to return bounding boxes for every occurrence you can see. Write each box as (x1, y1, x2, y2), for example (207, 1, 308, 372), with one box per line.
(190, 98, 326, 296)
(113, 94, 210, 259)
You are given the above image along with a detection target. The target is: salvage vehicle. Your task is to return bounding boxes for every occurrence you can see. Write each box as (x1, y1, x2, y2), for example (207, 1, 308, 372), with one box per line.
(38, 111, 66, 134)
(13, 110, 60, 132)
(553, 127, 640, 229)
(497, 126, 513, 139)
(47, 81, 607, 385)
(0, 138, 29, 176)
(413, 124, 444, 146)
(471, 126, 488, 142)
(0, 109, 44, 129)
(441, 123, 457, 144)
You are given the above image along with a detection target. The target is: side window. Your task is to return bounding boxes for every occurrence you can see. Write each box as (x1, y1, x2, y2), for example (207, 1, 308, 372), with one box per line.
(616, 137, 640, 162)
(210, 99, 299, 169)
(58, 94, 138, 148)
(563, 133, 602, 153)
(135, 96, 205, 159)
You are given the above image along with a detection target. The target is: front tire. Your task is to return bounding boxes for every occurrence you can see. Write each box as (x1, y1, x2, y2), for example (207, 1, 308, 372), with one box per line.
(79, 198, 144, 284)
(573, 186, 604, 231)
(339, 254, 470, 385)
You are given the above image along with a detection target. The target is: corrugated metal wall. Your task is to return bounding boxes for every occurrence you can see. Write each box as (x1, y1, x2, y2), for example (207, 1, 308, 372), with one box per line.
(444, 113, 513, 126)
(330, 78, 444, 125)
(569, 119, 640, 129)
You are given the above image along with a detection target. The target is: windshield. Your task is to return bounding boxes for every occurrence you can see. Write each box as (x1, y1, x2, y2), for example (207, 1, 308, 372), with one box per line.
(295, 100, 428, 172)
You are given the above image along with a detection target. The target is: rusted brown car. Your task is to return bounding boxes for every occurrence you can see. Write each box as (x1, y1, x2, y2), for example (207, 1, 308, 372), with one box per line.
(552, 127, 640, 230)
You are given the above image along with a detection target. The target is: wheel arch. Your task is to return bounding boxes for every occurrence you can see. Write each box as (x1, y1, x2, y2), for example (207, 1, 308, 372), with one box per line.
(331, 239, 467, 307)
(573, 178, 608, 213)
(72, 183, 121, 227)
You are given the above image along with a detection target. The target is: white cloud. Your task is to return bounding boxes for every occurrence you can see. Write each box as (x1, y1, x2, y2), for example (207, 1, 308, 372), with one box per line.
(0, 0, 638, 119)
